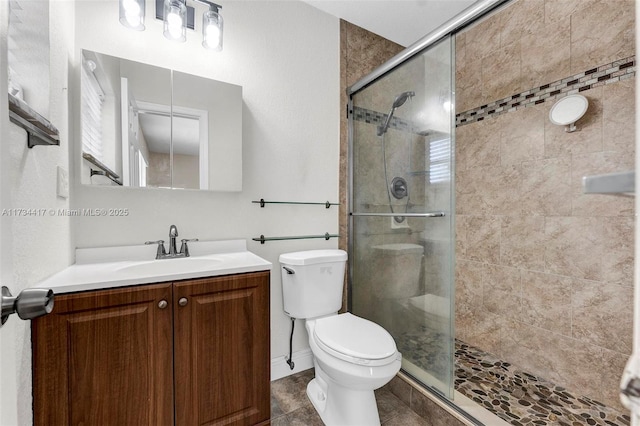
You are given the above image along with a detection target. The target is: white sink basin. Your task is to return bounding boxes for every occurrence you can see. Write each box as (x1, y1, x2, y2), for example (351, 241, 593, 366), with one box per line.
(35, 240, 272, 294)
(116, 257, 222, 275)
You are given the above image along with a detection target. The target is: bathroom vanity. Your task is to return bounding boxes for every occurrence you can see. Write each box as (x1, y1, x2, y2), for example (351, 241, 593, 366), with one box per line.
(30, 240, 271, 426)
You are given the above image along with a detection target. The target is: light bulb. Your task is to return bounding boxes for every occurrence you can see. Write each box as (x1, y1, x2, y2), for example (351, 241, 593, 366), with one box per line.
(205, 24, 220, 45)
(167, 11, 183, 39)
(125, 11, 142, 27)
(163, 0, 186, 42)
(119, 0, 145, 31)
(202, 9, 223, 51)
(122, 0, 140, 15)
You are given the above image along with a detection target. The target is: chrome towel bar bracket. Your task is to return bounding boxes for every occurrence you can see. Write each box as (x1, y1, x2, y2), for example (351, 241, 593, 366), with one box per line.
(252, 233, 339, 244)
(252, 199, 339, 208)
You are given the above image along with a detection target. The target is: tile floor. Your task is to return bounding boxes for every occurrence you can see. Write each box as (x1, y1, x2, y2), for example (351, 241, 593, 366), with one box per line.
(396, 324, 631, 426)
(271, 337, 633, 426)
(455, 342, 631, 426)
(270, 369, 430, 425)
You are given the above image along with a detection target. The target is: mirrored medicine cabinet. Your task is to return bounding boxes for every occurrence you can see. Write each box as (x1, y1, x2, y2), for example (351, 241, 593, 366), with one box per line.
(80, 49, 242, 191)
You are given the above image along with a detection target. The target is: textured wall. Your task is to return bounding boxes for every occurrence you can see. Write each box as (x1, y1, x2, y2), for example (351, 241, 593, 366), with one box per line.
(455, 0, 635, 411)
(1, 1, 75, 423)
(339, 20, 403, 251)
(338, 20, 403, 312)
(71, 1, 340, 368)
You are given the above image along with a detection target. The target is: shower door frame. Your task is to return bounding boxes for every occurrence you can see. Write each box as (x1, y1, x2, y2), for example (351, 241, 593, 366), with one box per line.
(345, 0, 510, 412)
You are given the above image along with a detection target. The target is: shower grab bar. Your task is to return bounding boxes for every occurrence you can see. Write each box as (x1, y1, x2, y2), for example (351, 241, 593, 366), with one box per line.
(252, 199, 339, 208)
(350, 212, 445, 218)
(252, 233, 339, 244)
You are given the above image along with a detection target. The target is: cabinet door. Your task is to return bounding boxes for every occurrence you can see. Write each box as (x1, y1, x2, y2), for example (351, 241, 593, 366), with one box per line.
(32, 283, 174, 426)
(174, 271, 270, 426)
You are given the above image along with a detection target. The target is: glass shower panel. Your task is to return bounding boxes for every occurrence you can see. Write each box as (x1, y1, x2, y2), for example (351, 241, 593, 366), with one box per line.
(349, 36, 454, 398)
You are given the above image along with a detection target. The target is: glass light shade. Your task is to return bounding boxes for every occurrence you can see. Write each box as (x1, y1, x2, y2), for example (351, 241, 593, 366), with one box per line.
(163, 0, 187, 42)
(202, 9, 223, 51)
(119, 0, 145, 31)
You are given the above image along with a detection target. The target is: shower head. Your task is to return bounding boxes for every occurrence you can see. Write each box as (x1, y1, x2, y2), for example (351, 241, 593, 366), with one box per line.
(378, 91, 415, 136)
(392, 91, 415, 109)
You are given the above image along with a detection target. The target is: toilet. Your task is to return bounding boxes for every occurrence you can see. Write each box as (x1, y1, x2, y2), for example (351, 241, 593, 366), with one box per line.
(370, 243, 424, 300)
(280, 249, 402, 426)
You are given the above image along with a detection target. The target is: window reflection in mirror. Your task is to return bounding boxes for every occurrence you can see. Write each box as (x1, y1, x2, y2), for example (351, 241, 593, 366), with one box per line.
(9, 0, 51, 119)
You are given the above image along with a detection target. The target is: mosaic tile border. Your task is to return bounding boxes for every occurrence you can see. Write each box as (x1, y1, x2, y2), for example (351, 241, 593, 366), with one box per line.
(352, 106, 415, 134)
(456, 56, 636, 127)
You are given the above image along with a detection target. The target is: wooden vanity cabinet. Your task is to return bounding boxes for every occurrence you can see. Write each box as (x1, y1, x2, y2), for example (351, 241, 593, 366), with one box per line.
(32, 271, 271, 426)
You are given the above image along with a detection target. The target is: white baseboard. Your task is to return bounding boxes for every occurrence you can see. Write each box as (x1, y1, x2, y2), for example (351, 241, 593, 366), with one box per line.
(271, 349, 314, 381)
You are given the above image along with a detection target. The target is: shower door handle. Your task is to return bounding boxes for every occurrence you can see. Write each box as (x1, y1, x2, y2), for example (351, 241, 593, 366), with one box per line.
(350, 212, 446, 218)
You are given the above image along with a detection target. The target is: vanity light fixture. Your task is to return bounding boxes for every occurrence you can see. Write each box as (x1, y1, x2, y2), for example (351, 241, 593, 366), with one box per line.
(119, 0, 146, 31)
(202, 2, 223, 51)
(119, 0, 223, 51)
(163, 0, 188, 42)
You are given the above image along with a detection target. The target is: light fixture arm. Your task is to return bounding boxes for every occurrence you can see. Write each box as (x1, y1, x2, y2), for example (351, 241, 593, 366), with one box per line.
(192, 0, 221, 13)
(122, 0, 224, 51)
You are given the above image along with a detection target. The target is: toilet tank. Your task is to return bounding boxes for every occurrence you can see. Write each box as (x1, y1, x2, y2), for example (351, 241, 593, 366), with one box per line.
(279, 249, 347, 319)
(370, 243, 424, 299)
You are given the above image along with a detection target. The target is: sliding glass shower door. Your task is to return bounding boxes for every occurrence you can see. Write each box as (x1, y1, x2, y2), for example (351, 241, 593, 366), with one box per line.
(348, 36, 455, 398)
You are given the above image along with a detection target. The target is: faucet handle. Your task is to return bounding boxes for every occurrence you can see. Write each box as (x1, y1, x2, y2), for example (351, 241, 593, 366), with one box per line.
(179, 238, 199, 257)
(145, 240, 167, 259)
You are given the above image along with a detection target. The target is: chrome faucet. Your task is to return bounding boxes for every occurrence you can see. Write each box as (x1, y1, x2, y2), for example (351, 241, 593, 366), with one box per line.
(145, 225, 199, 260)
(169, 224, 179, 256)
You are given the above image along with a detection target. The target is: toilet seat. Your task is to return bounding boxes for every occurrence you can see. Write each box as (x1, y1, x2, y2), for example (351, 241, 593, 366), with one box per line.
(313, 313, 398, 366)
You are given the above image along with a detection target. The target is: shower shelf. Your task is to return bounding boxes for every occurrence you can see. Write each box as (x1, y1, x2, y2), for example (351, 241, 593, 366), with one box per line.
(252, 199, 339, 208)
(252, 233, 339, 244)
(583, 171, 634, 195)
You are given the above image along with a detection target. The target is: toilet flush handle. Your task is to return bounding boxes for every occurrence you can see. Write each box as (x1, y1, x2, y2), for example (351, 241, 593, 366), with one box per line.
(283, 266, 295, 275)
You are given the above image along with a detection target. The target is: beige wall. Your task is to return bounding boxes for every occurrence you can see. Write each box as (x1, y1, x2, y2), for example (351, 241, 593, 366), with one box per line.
(339, 20, 403, 309)
(455, 0, 635, 410)
(339, 19, 403, 245)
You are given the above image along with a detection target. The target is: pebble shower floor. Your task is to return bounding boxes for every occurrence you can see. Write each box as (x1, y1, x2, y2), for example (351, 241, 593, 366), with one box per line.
(395, 328, 632, 426)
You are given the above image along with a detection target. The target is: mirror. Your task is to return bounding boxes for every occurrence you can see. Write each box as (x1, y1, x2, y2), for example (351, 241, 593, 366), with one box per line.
(549, 94, 589, 133)
(80, 50, 242, 191)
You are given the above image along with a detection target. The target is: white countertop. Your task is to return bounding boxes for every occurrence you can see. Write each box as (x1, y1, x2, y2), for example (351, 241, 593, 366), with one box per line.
(36, 240, 272, 294)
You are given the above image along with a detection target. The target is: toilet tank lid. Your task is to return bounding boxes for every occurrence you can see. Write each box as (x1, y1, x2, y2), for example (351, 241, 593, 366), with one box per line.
(372, 243, 423, 255)
(279, 249, 347, 266)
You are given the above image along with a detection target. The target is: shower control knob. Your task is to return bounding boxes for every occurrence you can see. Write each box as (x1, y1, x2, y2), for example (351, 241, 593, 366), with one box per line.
(158, 300, 168, 309)
(178, 297, 188, 307)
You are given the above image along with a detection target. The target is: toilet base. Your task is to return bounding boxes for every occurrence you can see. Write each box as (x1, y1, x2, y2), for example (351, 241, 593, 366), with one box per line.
(306, 372, 382, 426)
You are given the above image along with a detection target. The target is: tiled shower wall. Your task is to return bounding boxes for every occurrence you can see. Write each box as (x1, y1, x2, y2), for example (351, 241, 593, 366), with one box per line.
(338, 20, 403, 309)
(455, 0, 635, 411)
(339, 19, 403, 246)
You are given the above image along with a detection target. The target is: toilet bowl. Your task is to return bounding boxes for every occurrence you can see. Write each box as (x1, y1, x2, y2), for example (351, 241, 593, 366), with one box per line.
(279, 250, 402, 426)
(305, 313, 401, 426)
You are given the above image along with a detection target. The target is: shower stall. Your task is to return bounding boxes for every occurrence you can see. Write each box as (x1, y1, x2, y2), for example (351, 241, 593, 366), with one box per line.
(348, 34, 456, 399)
(348, 0, 635, 424)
